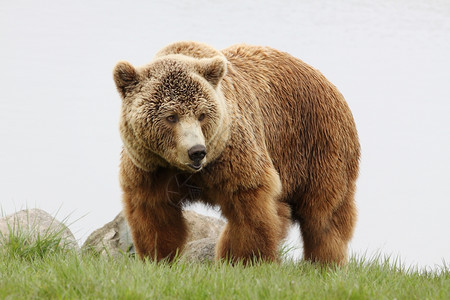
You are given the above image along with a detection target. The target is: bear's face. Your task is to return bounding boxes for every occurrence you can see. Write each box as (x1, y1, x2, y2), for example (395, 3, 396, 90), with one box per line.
(114, 55, 228, 172)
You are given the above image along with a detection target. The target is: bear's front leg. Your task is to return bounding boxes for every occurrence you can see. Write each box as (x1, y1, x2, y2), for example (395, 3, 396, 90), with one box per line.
(124, 194, 188, 261)
(215, 170, 288, 264)
(120, 156, 188, 262)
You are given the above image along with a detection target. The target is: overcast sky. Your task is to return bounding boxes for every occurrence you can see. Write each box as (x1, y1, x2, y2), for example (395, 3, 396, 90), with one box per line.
(1, 0, 449, 269)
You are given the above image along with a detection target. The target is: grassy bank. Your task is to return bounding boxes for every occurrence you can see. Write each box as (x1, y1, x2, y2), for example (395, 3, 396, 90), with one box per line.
(0, 229, 448, 299)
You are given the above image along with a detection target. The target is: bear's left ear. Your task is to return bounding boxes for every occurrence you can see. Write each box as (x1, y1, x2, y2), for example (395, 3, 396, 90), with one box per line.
(195, 56, 227, 88)
(113, 61, 139, 97)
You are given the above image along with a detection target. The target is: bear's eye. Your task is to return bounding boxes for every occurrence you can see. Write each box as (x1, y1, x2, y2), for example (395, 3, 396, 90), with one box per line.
(166, 115, 178, 123)
(198, 113, 206, 122)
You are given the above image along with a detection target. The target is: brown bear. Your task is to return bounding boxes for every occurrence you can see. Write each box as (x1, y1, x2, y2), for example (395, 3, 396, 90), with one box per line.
(113, 41, 360, 265)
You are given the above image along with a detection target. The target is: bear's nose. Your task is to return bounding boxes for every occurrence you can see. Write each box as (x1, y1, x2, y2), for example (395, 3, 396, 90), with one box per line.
(188, 145, 207, 163)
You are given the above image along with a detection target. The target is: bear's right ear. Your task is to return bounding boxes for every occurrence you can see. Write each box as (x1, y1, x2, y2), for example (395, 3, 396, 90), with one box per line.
(113, 61, 138, 97)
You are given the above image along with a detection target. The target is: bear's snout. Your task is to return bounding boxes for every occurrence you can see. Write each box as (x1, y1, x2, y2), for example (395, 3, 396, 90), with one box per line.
(188, 144, 206, 169)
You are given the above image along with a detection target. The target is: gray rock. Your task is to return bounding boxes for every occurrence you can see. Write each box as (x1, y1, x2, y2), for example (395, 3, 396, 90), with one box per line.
(82, 210, 225, 260)
(82, 211, 134, 258)
(183, 210, 225, 243)
(0, 208, 78, 249)
(182, 237, 218, 262)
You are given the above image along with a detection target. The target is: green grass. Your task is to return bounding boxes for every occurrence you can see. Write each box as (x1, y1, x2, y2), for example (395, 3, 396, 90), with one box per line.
(0, 226, 448, 299)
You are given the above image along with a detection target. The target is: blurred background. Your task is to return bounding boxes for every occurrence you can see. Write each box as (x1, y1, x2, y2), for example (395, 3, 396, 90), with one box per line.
(1, 0, 449, 269)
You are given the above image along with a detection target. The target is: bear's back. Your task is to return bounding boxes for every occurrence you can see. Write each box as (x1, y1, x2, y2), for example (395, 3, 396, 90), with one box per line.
(221, 44, 360, 202)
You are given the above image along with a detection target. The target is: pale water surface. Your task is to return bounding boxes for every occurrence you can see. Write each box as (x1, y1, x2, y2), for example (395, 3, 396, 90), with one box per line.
(1, 0, 449, 268)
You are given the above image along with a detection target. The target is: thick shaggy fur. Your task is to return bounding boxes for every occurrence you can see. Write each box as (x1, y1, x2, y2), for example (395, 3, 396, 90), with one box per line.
(114, 41, 360, 265)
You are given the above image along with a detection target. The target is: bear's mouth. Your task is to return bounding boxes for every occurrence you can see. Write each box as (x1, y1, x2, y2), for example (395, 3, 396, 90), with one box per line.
(187, 163, 203, 171)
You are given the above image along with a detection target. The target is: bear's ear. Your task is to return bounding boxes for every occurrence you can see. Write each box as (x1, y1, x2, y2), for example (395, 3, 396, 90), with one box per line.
(196, 56, 227, 88)
(113, 61, 138, 97)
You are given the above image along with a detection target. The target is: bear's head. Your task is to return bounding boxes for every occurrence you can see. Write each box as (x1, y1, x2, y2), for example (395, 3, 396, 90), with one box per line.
(113, 54, 229, 173)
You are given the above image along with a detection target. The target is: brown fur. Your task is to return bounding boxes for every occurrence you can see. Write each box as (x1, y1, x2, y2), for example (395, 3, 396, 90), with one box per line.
(113, 41, 360, 265)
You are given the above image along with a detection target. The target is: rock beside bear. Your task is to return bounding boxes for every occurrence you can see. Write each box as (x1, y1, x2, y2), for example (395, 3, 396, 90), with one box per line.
(113, 41, 360, 265)
(82, 210, 225, 259)
(0, 209, 78, 250)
